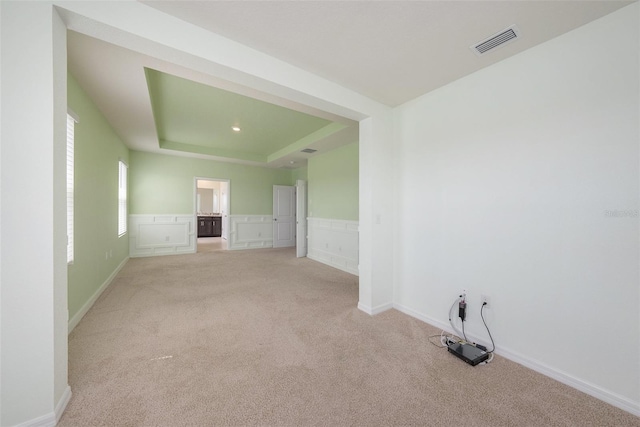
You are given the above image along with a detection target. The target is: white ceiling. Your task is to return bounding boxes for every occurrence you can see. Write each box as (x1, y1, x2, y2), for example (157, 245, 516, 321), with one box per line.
(141, 1, 632, 106)
(66, 1, 633, 167)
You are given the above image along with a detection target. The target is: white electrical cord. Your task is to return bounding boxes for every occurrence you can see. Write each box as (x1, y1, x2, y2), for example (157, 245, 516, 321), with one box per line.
(428, 330, 463, 348)
(478, 352, 494, 365)
(440, 330, 448, 346)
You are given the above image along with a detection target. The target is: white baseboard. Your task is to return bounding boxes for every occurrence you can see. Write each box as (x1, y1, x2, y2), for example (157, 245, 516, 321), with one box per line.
(357, 301, 393, 315)
(497, 343, 640, 416)
(68, 257, 129, 333)
(55, 386, 72, 423)
(357, 302, 373, 314)
(14, 412, 56, 427)
(13, 385, 71, 427)
(392, 302, 640, 417)
(307, 254, 359, 276)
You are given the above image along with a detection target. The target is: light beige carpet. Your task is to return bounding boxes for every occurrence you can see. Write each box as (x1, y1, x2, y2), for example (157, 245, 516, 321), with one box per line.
(59, 248, 639, 426)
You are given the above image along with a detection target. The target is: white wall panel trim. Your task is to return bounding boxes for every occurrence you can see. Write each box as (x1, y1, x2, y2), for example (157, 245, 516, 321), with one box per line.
(307, 217, 359, 276)
(228, 215, 273, 250)
(129, 215, 196, 257)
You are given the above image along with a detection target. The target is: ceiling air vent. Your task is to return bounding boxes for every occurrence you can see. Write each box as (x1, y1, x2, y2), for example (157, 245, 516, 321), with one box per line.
(301, 148, 317, 154)
(471, 25, 520, 56)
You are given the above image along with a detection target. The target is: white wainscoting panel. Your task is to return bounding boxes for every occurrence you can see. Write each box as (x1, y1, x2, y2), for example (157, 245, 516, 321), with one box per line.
(228, 215, 273, 250)
(307, 217, 359, 275)
(129, 215, 196, 257)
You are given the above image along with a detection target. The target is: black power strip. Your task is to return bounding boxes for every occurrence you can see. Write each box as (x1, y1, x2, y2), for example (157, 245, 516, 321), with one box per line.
(447, 342, 489, 366)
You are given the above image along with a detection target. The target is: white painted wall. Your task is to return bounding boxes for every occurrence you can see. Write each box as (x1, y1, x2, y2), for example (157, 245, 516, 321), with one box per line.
(196, 180, 220, 213)
(358, 114, 395, 314)
(0, 1, 3, 418)
(52, 4, 72, 419)
(0, 2, 71, 425)
(393, 4, 639, 413)
(196, 179, 220, 190)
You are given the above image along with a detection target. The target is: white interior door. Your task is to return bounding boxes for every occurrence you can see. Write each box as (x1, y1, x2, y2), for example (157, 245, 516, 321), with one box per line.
(273, 185, 296, 248)
(296, 180, 307, 257)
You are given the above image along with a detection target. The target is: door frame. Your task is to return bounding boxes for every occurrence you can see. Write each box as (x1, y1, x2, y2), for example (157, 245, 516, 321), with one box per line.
(194, 177, 231, 248)
(296, 179, 307, 258)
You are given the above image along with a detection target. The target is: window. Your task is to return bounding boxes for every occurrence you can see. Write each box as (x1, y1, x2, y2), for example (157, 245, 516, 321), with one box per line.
(118, 160, 128, 236)
(66, 112, 77, 264)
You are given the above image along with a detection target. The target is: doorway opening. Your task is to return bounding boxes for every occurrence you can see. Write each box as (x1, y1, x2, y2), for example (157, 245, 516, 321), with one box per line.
(272, 180, 307, 258)
(195, 177, 230, 252)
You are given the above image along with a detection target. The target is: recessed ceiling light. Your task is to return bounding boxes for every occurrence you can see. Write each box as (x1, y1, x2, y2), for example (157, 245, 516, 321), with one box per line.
(231, 126, 241, 132)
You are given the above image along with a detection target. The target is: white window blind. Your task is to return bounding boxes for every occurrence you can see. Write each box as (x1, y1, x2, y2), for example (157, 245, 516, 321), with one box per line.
(118, 160, 128, 236)
(66, 113, 76, 264)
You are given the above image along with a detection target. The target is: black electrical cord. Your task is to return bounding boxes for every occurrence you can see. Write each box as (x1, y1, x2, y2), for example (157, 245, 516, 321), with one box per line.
(480, 303, 495, 353)
(448, 297, 465, 340)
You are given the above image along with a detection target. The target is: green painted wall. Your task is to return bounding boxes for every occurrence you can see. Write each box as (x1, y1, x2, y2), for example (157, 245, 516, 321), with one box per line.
(129, 151, 294, 215)
(308, 142, 359, 221)
(292, 166, 308, 182)
(68, 70, 356, 323)
(67, 73, 130, 320)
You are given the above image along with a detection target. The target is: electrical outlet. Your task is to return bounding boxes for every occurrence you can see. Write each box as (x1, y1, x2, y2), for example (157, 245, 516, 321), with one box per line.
(461, 289, 467, 298)
(481, 294, 491, 307)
